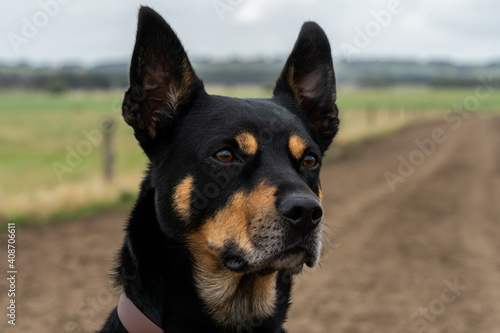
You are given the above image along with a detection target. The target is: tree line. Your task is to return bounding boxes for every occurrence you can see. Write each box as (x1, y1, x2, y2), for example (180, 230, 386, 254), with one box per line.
(0, 59, 498, 92)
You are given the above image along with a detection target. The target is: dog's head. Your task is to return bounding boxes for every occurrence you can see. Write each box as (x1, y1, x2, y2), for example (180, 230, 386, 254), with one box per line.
(124, 5, 338, 292)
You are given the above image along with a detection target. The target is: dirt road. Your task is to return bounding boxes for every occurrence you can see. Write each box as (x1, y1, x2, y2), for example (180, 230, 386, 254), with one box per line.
(1, 114, 499, 333)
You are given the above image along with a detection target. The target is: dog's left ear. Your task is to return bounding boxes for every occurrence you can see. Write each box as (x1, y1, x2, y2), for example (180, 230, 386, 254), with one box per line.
(273, 22, 339, 153)
(123, 7, 202, 152)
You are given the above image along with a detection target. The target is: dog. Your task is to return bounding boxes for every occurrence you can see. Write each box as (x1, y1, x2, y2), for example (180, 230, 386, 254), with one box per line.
(100, 6, 339, 333)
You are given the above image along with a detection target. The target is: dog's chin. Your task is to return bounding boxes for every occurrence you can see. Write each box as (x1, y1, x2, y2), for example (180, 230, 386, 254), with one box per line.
(221, 246, 318, 275)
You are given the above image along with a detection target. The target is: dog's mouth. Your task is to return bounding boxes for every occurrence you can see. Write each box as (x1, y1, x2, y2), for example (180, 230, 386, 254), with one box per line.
(221, 246, 315, 274)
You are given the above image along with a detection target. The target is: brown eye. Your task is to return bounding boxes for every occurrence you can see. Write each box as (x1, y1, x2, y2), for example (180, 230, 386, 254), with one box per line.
(303, 155, 317, 168)
(215, 150, 234, 163)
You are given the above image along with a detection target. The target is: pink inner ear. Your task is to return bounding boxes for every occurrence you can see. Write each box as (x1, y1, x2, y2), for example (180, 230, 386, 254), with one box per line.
(299, 70, 321, 99)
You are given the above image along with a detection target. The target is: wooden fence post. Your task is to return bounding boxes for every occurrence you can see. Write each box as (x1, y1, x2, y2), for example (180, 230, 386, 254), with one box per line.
(102, 118, 115, 182)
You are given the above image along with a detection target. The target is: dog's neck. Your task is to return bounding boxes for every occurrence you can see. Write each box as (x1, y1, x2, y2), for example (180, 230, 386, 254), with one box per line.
(115, 179, 292, 332)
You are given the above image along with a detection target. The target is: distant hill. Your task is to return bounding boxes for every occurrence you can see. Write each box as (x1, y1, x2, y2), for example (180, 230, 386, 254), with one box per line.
(0, 58, 498, 91)
(335, 60, 500, 87)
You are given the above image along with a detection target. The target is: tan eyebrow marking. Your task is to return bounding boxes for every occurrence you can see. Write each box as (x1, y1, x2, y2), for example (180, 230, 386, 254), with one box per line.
(289, 135, 307, 159)
(235, 132, 258, 155)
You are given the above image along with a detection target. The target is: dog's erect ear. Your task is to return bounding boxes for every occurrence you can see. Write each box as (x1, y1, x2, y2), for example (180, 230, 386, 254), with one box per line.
(273, 22, 339, 152)
(123, 7, 202, 149)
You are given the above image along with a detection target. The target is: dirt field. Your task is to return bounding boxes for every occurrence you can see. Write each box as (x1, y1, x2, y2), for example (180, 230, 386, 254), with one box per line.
(1, 114, 499, 333)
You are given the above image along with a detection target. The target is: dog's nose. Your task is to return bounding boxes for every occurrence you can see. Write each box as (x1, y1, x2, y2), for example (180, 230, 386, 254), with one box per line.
(279, 195, 323, 235)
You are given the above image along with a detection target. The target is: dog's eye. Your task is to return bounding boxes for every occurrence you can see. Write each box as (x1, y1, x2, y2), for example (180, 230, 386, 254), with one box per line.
(302, 155, 318, 168)
(215, 150, 234, 163)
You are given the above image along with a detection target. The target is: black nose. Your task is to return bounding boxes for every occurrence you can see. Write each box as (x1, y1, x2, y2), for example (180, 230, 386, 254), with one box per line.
(279, 195, 323, 235)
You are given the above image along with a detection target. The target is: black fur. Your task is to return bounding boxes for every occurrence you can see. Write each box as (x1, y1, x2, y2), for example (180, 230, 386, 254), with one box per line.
(100, 6, 338, 333)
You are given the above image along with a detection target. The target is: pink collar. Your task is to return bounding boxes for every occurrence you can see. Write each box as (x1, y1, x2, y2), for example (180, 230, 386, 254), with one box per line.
(117, 293, 163, 333)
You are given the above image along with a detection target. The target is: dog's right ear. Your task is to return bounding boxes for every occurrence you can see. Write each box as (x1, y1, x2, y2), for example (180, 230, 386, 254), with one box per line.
(123, 7, 202, 152)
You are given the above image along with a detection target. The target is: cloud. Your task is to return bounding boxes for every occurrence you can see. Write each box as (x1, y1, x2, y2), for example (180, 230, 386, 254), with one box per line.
(0, 0, 498, 65)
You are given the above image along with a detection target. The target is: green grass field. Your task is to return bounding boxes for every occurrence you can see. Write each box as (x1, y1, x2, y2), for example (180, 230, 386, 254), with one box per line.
(1, 90, 143, 193)
(208, 85, 500, 111)
(1, 87, 498, 227)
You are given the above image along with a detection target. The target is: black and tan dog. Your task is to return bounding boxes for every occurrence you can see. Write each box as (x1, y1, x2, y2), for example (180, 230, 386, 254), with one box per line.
(101, 6, 339, 333)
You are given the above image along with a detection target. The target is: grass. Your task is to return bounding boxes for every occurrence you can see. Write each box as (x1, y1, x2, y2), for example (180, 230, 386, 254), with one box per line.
(0, 90, 146, 194)
(0, 86, 498, 229)
(337, 87, 500, 112)
(3, 188, 135, 233)
(206, 86, 500, 112)
(0, 90, 147, 227)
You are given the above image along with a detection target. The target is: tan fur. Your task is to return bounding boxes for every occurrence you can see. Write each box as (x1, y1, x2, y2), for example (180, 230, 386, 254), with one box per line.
(187, 181, 279, 327)
(172, 175, 193, 222)
(164, 57, 194, 113)
(287, 64, 303, 104)
(136, 58, 195, 139)
(235, 132, 259, 155)
(176, 58, 195, 106)
(289, 135, 307, 160)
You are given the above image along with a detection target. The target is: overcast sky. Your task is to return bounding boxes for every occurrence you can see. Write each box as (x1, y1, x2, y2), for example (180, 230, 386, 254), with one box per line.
(1, 0, 499, 66)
